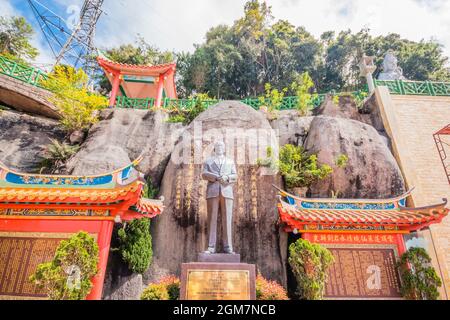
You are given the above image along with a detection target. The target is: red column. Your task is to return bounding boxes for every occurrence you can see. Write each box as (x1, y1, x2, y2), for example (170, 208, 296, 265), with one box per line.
(396, 233, 407, 256)
(87, 220, 114, 300)
(155, 73, 165, 109)
(109, 73, 121, 107)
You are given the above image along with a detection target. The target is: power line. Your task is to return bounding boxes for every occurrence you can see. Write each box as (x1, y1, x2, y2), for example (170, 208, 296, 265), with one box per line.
(26, 0, 105, 81)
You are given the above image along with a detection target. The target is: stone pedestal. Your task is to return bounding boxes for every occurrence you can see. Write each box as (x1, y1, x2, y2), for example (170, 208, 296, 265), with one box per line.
(197, 253, 241, 263)
(180, 259, 256, 300)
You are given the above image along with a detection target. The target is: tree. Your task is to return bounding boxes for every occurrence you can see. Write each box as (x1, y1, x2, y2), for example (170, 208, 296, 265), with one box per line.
(117, 218, 153, 274)
(29, 232, 99, 300)
(0, 16, 38, 62)
(397, 247, 442, 300)
(41, 65, 108, 134)
(289, 239, 334, 300)
(176, 1, 450, 98)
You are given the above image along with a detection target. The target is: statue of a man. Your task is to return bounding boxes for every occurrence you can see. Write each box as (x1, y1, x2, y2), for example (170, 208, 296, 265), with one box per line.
(378, 51, 406, 81)
(201, 141, 238, 254)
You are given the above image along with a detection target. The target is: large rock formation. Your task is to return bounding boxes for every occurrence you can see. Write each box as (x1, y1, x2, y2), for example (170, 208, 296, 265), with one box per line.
(0, 109, 65, 172)
(305, 116, 406, 198)
(314, 94, 363, 122)
(65, 108, 185, 184)
(147, 101, 287, 286)
(270, 110, 314, 146)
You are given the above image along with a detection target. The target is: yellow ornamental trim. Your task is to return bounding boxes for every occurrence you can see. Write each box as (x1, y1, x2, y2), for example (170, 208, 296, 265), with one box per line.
(0, 182, 142, 203)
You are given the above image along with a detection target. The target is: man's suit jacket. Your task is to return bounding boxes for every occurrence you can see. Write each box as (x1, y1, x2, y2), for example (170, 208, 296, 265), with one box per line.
(202, 156, 238, 200)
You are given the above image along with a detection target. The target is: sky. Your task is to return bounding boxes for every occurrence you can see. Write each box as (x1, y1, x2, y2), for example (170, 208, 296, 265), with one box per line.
(1, 0, 450, 68)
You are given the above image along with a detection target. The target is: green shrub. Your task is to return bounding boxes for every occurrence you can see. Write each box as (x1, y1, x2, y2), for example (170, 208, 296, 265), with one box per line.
(257, 145, 333, 190)
(335, 154, 349, 169)
(40, 65, 107, 133)
(291, 72, 317, 116)
(40, 139, 80, 173)
(117, 218, 153, 274)
(167, 93, 213, 125)
(29, 232, 99, 300)
(141, 283, 170, 300)
(289, 239, 334, 300)
(258, 83, 288, 114)
(141, 275, 180, 300)
(167, 114, 187, 124)
(143, 177, 159, 199)
(351, 90, 369, 109)
(278, 145, 333, 189)
(397, 247, 442, 300)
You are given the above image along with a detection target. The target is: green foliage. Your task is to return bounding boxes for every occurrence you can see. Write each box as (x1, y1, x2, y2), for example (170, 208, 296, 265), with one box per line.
(167, 93, 213, 125)
(278, 145, 333, 189)
(291, 72, 318, 116)
(41, 65, 107, 133)
(256, 274, 289, 300)
(41, 139, 80, 173)
(143, 177, 159, 199)
(257, 146, 278, 172)
(397, 247, 442, 300)
(0, 16, 38, 61)
(141, 276, 180, 300)
(141, 283, 170, 300)
(29, 232, 99, 300)
(176, 1, 450, 98)
(258, 83, 288, 114)
(289, 239, 334, 300)
(117, 218, 153, 274)
(335, 154, 349, 169)
(167, 114, 187, 124)
(351, 90, 369, 109)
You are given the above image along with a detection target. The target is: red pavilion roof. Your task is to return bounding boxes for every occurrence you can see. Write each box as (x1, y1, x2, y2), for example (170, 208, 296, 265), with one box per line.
(0, 158, 164, 220)
(97, 55, 176, 76)
(276, 188, 449, 232)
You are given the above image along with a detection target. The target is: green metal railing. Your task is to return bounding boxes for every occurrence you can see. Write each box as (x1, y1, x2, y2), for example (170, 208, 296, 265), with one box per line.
(116, 96, 155, 109)
(375, 80, 450, 96)
(162, 98, 219, 110)
(241, 94, 327, 110)
(117, 94, 328, 111)
(0, 55, 48, 87)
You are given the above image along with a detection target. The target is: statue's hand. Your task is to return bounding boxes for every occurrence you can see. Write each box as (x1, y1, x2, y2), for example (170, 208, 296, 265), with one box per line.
(219, 176, 229, 184)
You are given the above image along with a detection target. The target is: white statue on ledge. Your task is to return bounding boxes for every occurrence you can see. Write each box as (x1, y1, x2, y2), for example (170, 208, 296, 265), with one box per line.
(378, 50, 407, 81)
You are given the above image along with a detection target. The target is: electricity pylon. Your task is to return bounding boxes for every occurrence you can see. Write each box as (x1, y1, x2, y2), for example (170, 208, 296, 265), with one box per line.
(27, 0, 104, 79)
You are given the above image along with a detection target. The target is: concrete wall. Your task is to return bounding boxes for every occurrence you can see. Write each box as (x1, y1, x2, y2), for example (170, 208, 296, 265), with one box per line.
(0, 73, 60, 119)
(375, 87, 450, 299)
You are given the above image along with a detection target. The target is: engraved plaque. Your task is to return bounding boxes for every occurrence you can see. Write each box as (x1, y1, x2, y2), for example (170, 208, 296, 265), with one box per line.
(187, 270, 249, 300)
(324, 247, 402, 299)
(181, 263, 256, 300)
(0, 233, 73, 300)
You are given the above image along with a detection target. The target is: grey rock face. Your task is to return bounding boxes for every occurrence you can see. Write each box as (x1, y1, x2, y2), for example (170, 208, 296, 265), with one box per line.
(104, 273, 144, 301)
(314, 94, 363, 122)
(304, 116, 406, 199)
(0, 110, 65, 172)
(147, 101, 287, 286)
(270, 110, 314, 146)
(65, 108, 185, 185)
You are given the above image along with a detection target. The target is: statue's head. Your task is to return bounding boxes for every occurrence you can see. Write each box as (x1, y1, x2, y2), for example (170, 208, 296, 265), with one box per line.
(383, 50, 398, 72)
(213, 141, 225, 157)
